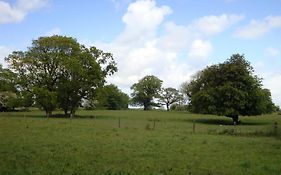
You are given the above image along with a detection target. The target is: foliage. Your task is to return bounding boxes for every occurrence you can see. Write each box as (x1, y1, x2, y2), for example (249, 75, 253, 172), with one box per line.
(181, 54, 275, 120)
(159, 87, 183, 111)
(273, 105, 280, 113)
(56, 45, 117, 117)
(170, 103, 189, 111)
(18, 91, 34, 109)
(131, 75, 163, 110)
(0, 65, 19, 111)
(0, 91, 19, 111)
(5, 35, 117, 117)
(0, 64, 17, 92)
(95, 84, 129, 110)
(33, 87, 58, 116)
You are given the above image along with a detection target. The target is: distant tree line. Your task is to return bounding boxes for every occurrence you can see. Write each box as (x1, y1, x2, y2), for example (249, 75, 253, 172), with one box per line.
(130, 54, 278, 123)
(130, 75, 184, 111)
(84, 84, 129, 110)
(0, 35, 278, 121)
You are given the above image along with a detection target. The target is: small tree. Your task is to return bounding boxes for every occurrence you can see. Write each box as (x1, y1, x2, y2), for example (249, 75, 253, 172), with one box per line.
(131, 75, 162, 110)
(159, 87, 183, 111)
(95, 84, 129, 110)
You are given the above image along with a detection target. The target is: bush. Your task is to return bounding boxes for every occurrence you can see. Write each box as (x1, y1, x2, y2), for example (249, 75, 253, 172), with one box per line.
(170, 104, 189, 111)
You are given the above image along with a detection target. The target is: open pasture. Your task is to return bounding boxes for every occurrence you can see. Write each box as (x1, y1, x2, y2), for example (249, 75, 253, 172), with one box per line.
(0, 110, 281, 175)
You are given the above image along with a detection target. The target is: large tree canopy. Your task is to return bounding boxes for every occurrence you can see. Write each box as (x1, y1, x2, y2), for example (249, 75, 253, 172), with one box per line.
(181, 54, 274, 122)
(5, 35, 117, 117)
(131, 75, 163, 110)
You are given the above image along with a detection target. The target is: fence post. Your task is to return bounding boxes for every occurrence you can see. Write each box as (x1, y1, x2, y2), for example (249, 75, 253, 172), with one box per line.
(24, 114, 29, 128)
(118, 117, 121, 128)
(273, 122, 278, 135)
(193, 120, 195, 133)
(153, 120, 156, 129)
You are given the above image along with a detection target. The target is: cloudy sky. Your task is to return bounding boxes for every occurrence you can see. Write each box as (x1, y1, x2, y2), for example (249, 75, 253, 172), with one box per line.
(1, 0, 281, 106)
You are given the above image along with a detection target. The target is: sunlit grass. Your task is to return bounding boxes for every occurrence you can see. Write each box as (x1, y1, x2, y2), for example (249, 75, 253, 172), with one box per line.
(0, 110, 280, 175)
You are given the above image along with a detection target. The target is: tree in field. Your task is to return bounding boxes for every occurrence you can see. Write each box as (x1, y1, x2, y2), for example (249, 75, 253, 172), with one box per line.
(6, 37, 66, 116)
(131, 75, 162, 110)
(6, 35, 117, 117)
(181, 54, 275, 123)
(95, 84, 129, 110)
(0, 64, 18, 111)
(56, 46, 117, 117)
(159, 87, 183, 111)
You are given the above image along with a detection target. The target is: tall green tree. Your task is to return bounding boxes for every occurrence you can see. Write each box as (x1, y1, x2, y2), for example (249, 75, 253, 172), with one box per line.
(95, 84, 129, 110)
(56, 46, 117, 117)
(6, 35, 117, 117)
(131, 75, 162, 110)
(181, 54, 275, 123)
(159, 87, 183, 111)
(6, 37, 69, 116)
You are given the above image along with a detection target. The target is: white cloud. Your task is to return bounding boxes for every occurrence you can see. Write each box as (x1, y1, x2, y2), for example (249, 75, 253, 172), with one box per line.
(94, 0, 244, 95)
(0, 0, 49, 25)
(188, 39, 213, 59)
(265, 47, 280, 58)
(190, 14, 244, 36)
(263, 74, 281, 107)
(0, 46, 12, 67)
(235, 16, 281, 39)
(254, 47, 281, 106)
(45, 27, 61, 36)
(157, 22, 192, 52)
(122, 0, 171, 30)
(115, 0, 171, 46)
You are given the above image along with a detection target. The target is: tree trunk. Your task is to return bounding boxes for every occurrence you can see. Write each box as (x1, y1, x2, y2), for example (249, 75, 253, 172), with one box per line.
(232, 115, 239, 125)
(64, 109, 69, 117)
(46, 110, 52, 118)
(144, 105, 149, 110)
(166, 103, 170, 111)
(143, 102, 149, 110)
(70, 109, 75, 118)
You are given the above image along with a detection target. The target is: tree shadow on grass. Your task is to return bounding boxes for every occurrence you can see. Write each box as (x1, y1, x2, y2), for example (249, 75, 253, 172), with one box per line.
(47, 114, 115, 119)
(0, 113, 114, 120)
(185, 118, 269, 126)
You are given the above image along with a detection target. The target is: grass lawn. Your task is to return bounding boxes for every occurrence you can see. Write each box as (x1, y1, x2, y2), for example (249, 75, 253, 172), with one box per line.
(0, 110, 281, 175)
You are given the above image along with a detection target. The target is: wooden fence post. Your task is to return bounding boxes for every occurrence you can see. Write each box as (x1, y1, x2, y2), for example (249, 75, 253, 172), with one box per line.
(273, 122, 278, 135)
(118, 117, 121, 128)
(193, 120, 195, 133)
(24, 114, 29, 128)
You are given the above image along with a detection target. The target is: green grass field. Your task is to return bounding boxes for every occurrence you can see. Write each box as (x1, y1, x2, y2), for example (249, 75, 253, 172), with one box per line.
(0, 110, 281, 175)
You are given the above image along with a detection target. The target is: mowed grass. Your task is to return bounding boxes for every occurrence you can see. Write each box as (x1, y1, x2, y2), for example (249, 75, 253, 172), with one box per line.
(0, 110, 281, 175)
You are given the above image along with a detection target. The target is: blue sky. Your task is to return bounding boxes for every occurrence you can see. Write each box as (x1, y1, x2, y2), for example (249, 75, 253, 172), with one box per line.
(1, 0, 281, 106)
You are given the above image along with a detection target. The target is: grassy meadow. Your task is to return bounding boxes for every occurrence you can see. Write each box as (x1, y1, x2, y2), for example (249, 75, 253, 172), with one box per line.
(0, 110, 281, 175)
